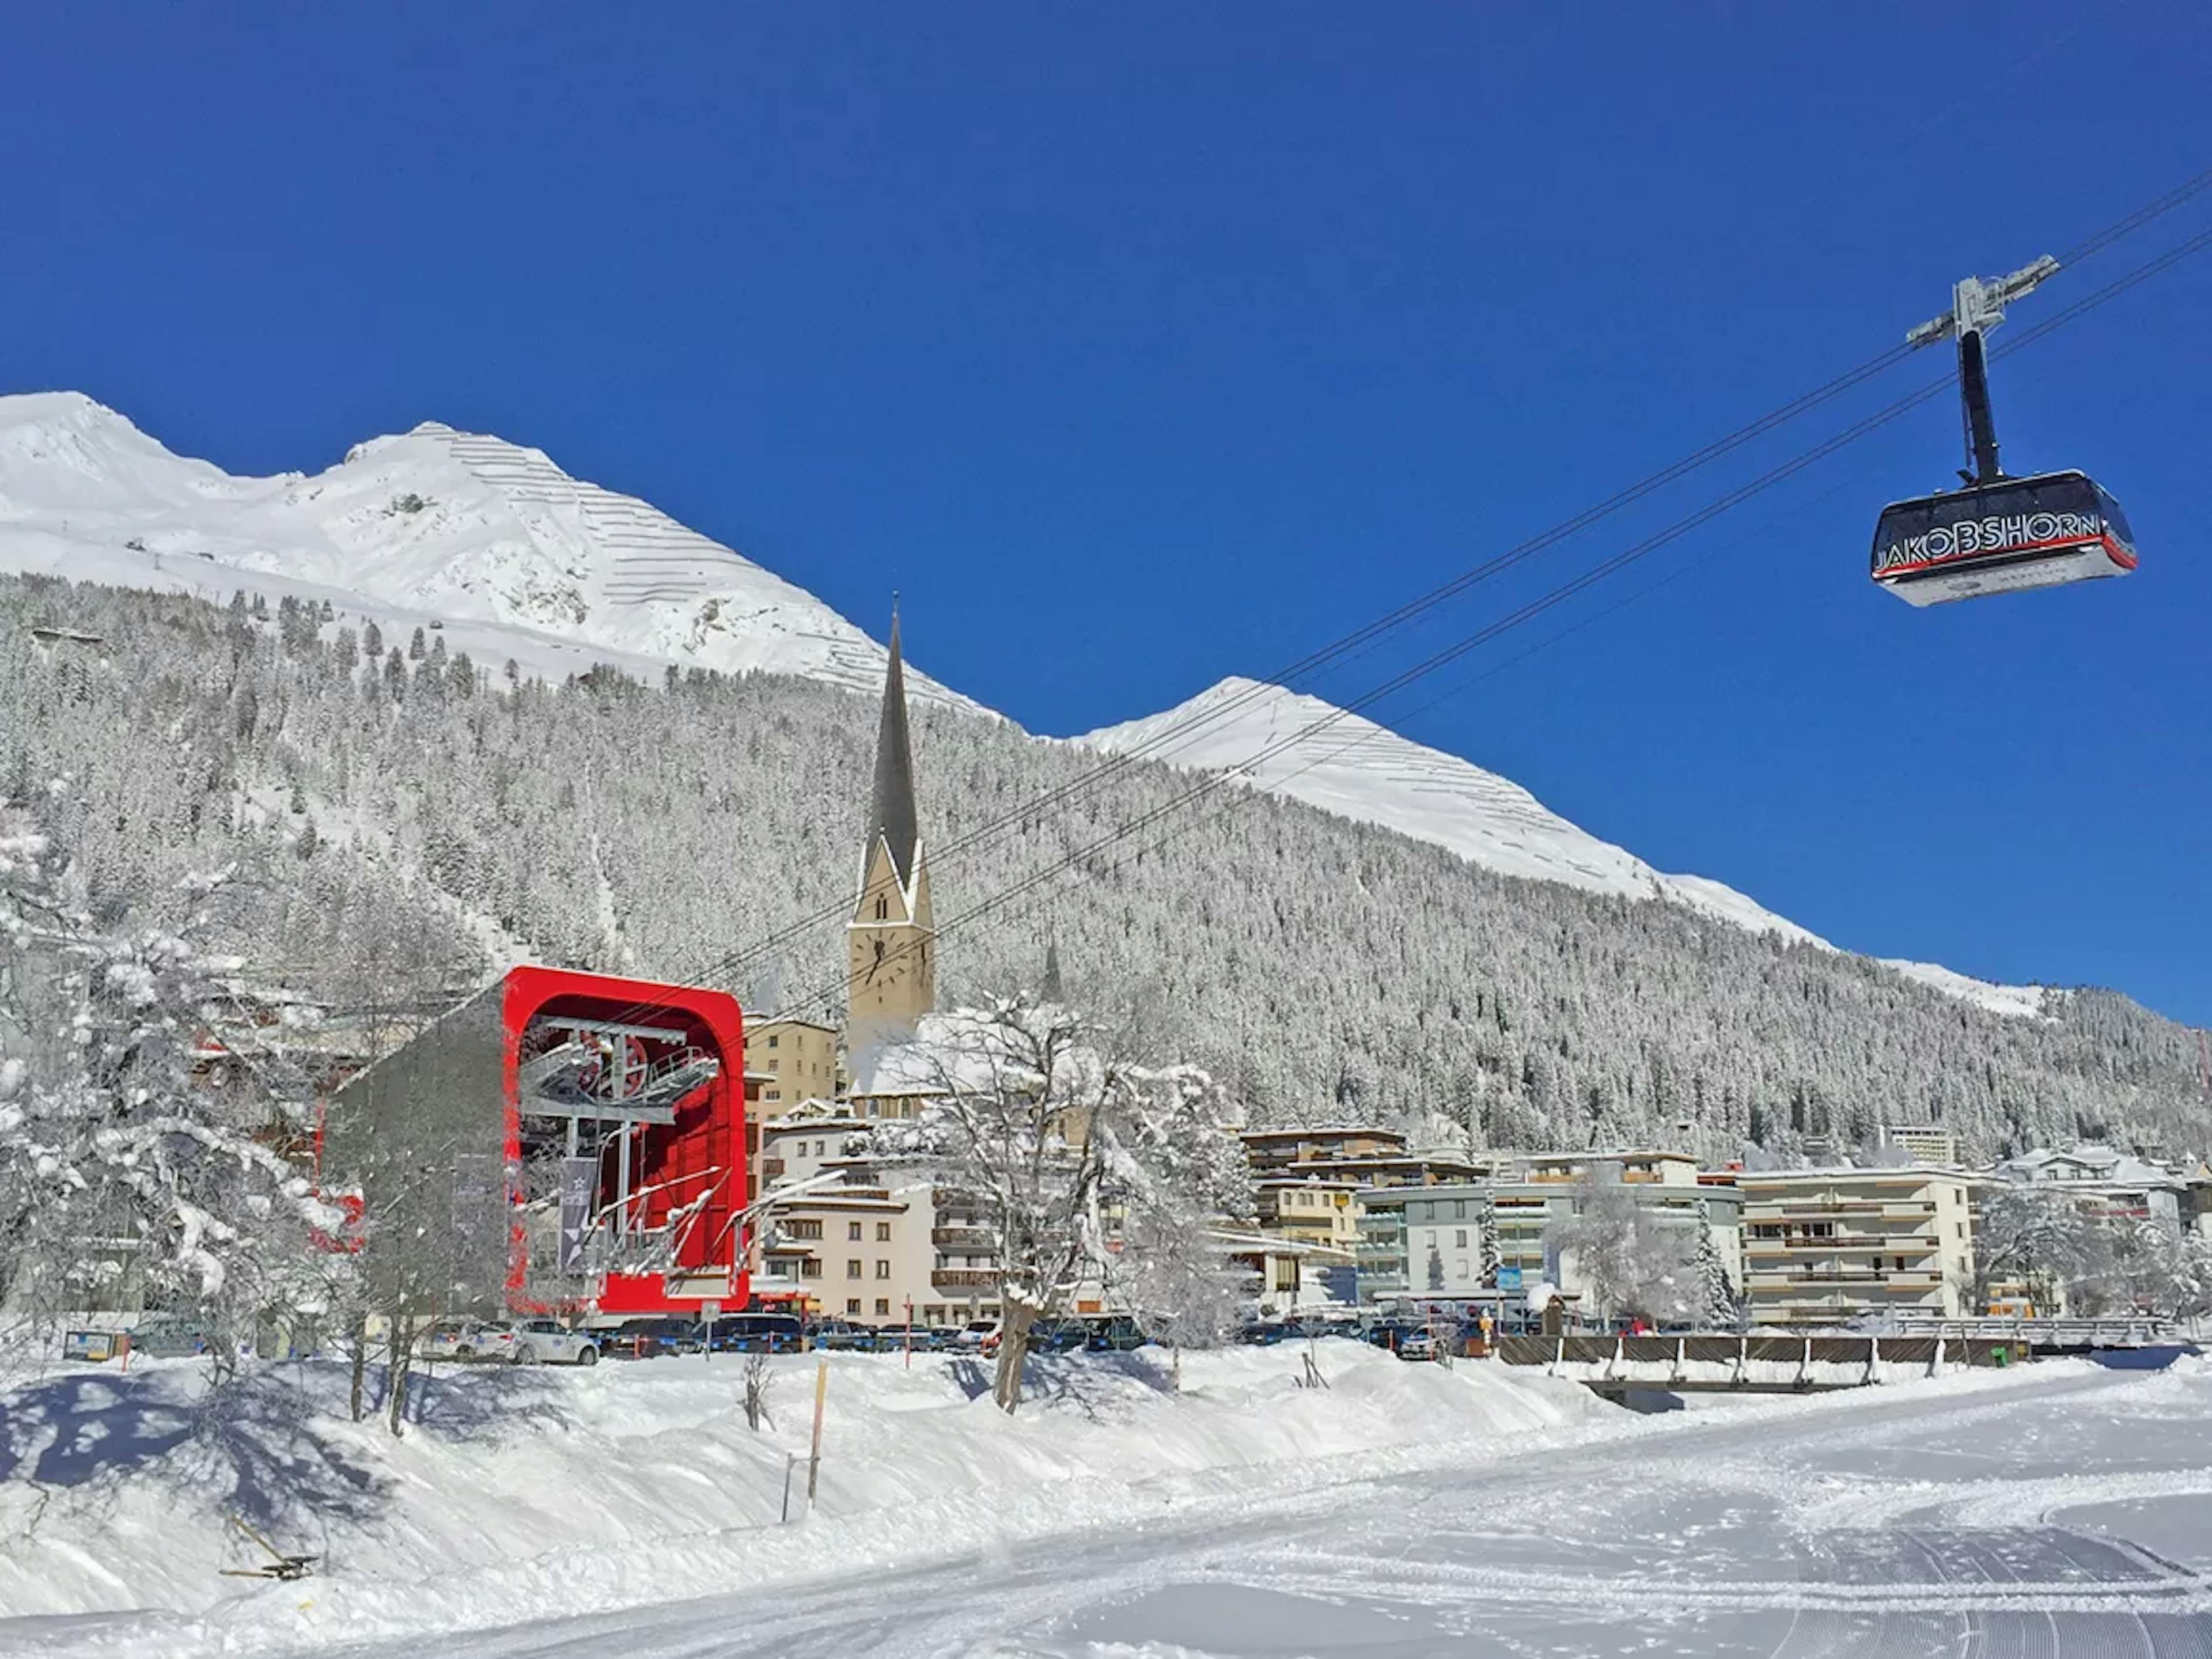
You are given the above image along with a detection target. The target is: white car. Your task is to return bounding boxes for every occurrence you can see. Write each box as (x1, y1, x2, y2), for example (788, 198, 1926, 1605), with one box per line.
(505, 1319, 600, 1366)
(418, 1320, 512, 1362)
(949, 1320, 999, 1351)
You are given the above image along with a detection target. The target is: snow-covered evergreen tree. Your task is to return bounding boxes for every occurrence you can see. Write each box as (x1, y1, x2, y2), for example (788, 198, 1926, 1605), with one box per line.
(0, 803, 336, 1358)
(1694, 1226, 1743, 1331)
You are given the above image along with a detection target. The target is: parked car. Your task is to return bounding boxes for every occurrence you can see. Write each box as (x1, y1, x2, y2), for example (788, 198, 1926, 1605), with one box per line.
(1025, 1319, 1090, 1354)
(1395, 1330, 1441, 1362)
(949, 1320, 999, 1351)
(506, 1319, 600, 1366)
(124, 1315, 212, 1358)
(1083, 1315, 1149, 1353)
(419, 1319, 512, 1362)
(711, 1313, 805, 1354)
(1237, 1320, 1295, 1347)
(812, 1320, 885, 1352)
(603, 1317, 705, 1359)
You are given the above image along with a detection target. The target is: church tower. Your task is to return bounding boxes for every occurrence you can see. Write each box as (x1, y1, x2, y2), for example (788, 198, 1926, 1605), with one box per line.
(846, 609, 936, 1054)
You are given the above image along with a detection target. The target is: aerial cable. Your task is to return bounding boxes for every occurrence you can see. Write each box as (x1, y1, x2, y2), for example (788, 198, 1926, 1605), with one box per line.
(585, 172, 2212, 1035)
(620, 339, 1918, 1008)
(671, 164, 2212, 1011)
(766, 219, 2212, 1027)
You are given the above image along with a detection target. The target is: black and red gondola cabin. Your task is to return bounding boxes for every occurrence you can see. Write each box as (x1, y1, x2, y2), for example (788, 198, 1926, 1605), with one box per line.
(1870, 469, 2138, 607)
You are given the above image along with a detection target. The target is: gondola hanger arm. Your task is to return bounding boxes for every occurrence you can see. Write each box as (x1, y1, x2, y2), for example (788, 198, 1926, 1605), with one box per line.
(1906, 255, 2062, 347)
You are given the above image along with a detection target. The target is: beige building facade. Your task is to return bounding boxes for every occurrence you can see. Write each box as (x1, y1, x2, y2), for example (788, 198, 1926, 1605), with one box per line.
(1256, 1176, 1361, 1251)
(748, 1017, 842, 1116)
(1738, 1166, 1978, 1323)
(756, 1183, 937, 1325)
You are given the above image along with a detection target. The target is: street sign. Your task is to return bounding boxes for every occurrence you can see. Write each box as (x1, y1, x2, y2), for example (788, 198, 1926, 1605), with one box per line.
(700, 1300, 722, 1319)
(1495, 1267, 1524, 1292)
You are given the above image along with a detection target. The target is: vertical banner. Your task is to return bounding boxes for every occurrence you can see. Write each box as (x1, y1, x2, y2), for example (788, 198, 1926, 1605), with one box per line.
(558, 1156, 596, 1273)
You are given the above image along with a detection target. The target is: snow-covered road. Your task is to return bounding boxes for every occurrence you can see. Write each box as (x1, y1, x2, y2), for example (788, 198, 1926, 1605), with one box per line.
(301, 1361, 2212, 1658)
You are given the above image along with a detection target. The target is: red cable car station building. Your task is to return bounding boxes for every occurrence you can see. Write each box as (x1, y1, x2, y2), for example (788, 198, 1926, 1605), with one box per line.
(325, 963, 751, 1317)
(321, 613, 936, 1323)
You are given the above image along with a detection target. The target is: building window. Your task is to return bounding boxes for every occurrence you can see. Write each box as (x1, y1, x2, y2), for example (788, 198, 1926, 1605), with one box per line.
(801, 1260, 822, 1279)
(848, 1221, 863, 1241)
(768, 1058, 779, 1073)
(1455, 1229, 1468, 1248)
(765, 1089, 781, 1101)
(847, 1260, 863, 1279)
(847, 1298, 861, 1315)
(876, 1260, 891, 1279)
(815, 1141, 826, 1156)
(786, 1218, 823, 1240)
(875, 895, 888, 921)
(767, 1035, 779, 1049)
(876, 1222, 892, 1241)
(876, 1298, 891, 1317)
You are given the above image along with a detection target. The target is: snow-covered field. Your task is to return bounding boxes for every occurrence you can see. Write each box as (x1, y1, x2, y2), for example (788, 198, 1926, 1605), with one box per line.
(0, 1340, 1594, 1656)
(6, 1347, 2206, 1657)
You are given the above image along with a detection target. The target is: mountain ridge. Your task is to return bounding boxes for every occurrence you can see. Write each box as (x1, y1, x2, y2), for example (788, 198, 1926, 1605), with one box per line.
(0, 391, 977, 710)
(1079, 676, 2047, 1019)
(0, 391, 2054, 1018)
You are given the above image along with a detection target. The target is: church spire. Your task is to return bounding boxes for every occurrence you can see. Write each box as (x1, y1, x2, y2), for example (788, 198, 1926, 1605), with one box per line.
(866, 604, 920, 892)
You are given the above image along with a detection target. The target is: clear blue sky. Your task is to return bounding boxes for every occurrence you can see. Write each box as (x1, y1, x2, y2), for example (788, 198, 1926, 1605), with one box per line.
(3, 6, 2207, 1024)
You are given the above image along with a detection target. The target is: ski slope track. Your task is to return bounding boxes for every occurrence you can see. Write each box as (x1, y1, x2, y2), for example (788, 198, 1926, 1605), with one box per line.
(0, 391, 977, 710)
(1082, 677, 2048, 1018)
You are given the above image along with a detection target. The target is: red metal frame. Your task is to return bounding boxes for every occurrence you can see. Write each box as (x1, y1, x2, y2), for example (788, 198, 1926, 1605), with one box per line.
(499, 965, 748, 1316)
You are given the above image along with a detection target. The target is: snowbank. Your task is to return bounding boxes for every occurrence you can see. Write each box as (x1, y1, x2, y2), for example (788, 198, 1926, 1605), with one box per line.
(0, 1342, 1600, 1654)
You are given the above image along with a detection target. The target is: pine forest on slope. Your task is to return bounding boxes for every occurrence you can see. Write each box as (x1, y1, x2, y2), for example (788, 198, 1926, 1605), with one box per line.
(1, 572, 2201, 1166)
(0, 392, 2047, 1009)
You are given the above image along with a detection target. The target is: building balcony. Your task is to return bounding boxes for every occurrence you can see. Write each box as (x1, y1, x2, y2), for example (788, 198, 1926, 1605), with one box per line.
(931, 1268, 999, 1290)
(759, 1157, 786, 1178)
(931, 1226, 993, 1249)
(1745, 1237, 1936, 1256)
(1748, 1268, 1946, 1289)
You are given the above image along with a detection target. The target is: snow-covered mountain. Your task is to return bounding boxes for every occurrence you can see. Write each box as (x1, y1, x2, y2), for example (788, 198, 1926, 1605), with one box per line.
(0, 391, 974, 708)
(1081, 677, 2047, 1018)
(1, 391, 2048, 1018)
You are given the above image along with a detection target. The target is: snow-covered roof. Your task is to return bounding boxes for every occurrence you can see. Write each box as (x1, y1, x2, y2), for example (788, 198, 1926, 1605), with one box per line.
(844, 1036, 951, 1100)
(1735, 1163, 1980, 1184)
(2000, 1144, 2180, 1190)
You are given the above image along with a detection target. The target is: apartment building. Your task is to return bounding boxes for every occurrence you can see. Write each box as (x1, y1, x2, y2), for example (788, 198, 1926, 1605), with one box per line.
(925, 1184, 1001, 1325)
(1239, 1126, 1491, 1190)
(1878, 1124, 1962, 1165)
(755, 1184, 935, 1325)
(1996, 1144, 2185, 1229)
(1737, 1165, 1977, 1323)
(1355, 1152, 1740, 1317)
(748, 1017, 843, 1116)
(1255, 1177, 1361, 1251)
